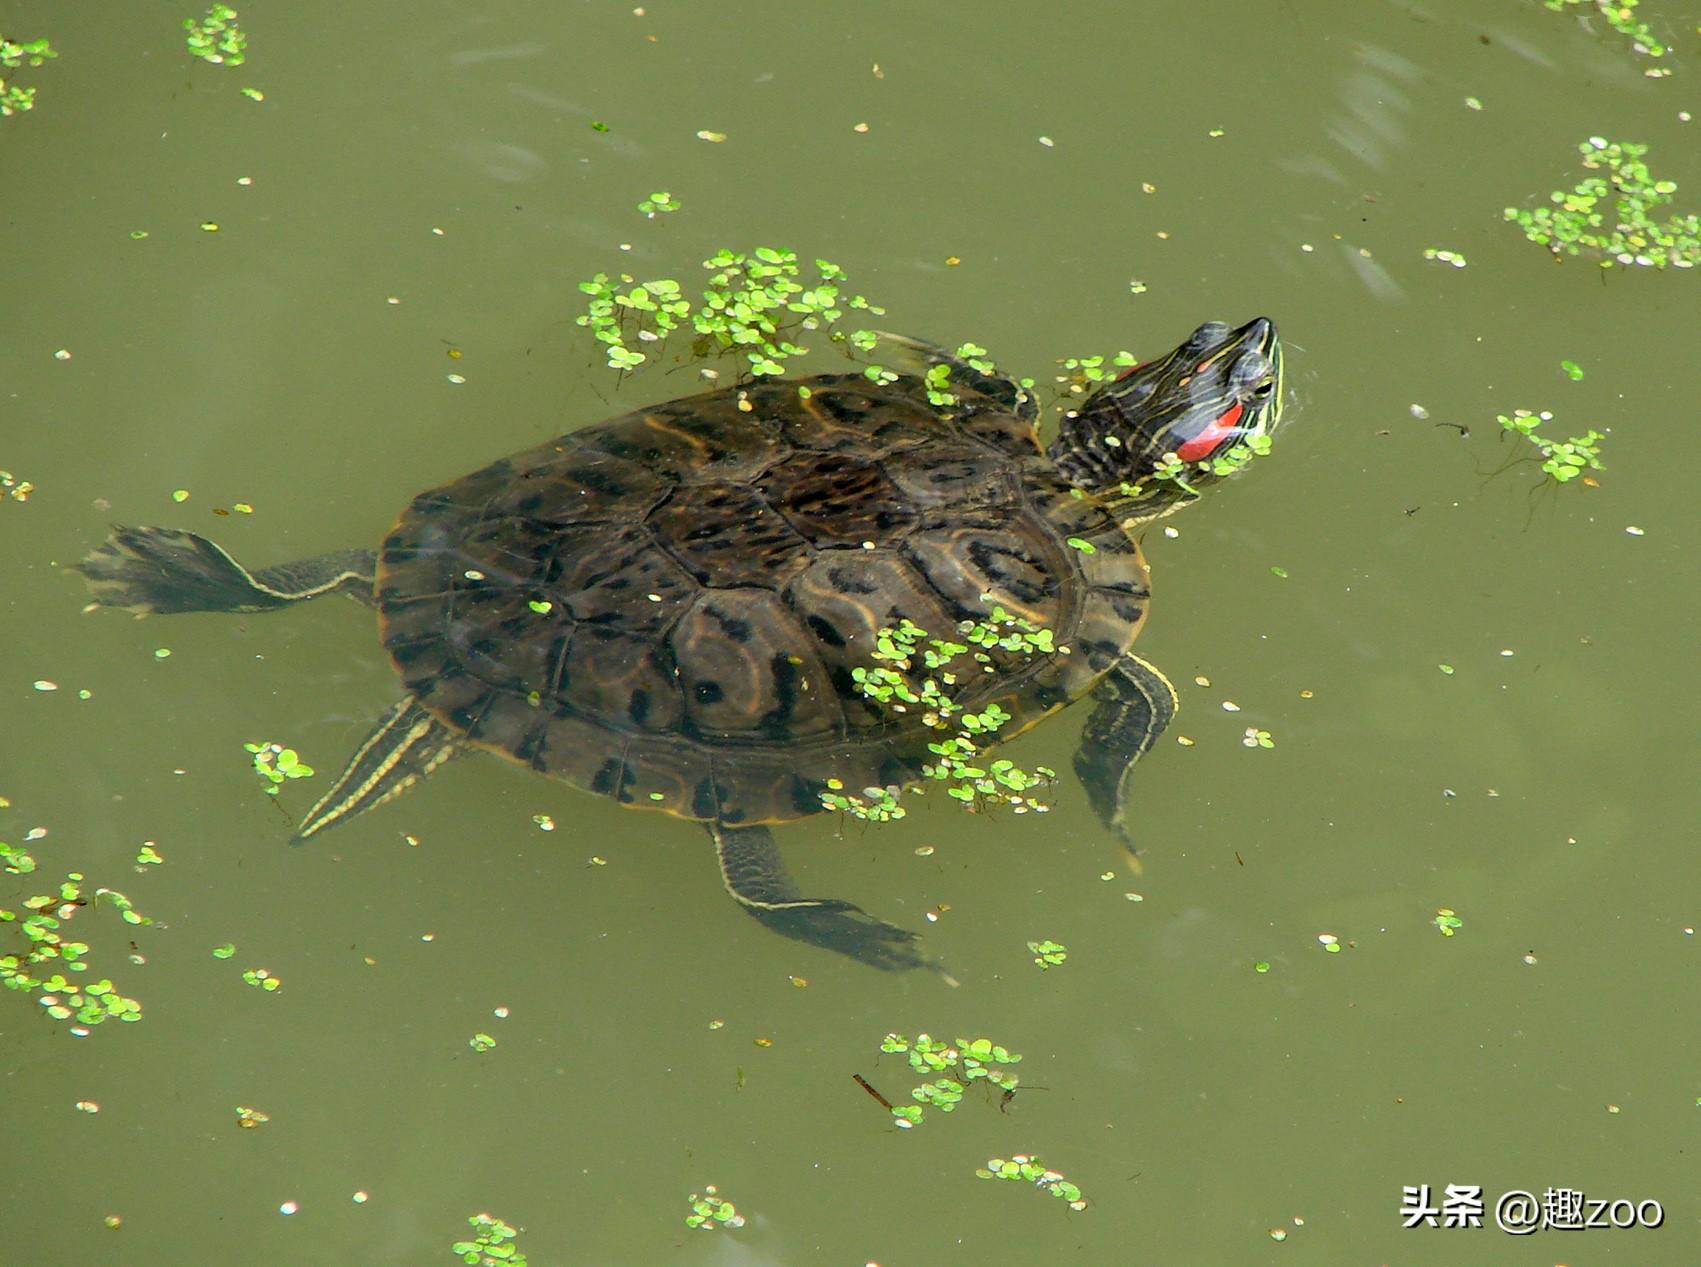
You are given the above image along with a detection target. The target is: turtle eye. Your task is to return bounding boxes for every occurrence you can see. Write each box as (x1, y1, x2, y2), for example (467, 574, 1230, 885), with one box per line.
(1251, 379, 1274, 401)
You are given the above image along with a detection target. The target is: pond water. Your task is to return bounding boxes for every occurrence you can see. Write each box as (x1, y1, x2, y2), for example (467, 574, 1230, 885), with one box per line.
(3, 2, 1697, 1263)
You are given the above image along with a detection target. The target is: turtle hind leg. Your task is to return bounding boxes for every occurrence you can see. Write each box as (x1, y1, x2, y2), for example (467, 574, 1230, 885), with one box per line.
(78, 526, 376, 614)
(293, 697, 458, 841)
(1073, 654, 1179, 845)
(711, 822, 946, 976)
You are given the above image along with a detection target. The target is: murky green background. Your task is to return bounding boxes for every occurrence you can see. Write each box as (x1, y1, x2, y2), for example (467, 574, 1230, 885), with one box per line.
(4, 2, 1697, 1263)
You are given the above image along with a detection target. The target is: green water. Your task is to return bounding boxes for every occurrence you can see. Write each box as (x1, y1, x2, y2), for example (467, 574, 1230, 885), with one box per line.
(3, 2, 1697, 1264)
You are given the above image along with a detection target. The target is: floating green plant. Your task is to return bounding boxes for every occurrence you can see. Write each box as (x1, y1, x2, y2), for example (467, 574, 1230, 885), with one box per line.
(820, 604, 1059, 821)
(2, 840, 147, 1030)
(1505, 139, 1698, 269)
(184, 5, 245, 66)
(235, 1105, 269, 1129)
(637, 191, 680, 217)
(976, 1154, 1088, 1211)
(0, 468, 33, 501)
(1496, 409, 1605, 485)
(576, 247, 884, 376)
(245, 741, 316, 793)
(684, 1186, 745, 1230)
(1541, 0, 1667, 62)
(1054, 350, 1138, 390)
(452, 1213, 528, 1266)
(1027, 939, 1068, 969)
(874, 1032, 1024, 1128)
(0, 35, 55, 117)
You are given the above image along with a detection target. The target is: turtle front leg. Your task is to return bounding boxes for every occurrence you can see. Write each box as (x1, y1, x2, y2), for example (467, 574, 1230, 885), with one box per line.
(1072, 654, 1180, 844)
(710, 822, 943, 975)
(79, 526, 377, 614)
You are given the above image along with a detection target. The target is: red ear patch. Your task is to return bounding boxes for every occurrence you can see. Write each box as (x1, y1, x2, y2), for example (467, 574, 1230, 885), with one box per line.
(1175, 402, 1244, 462)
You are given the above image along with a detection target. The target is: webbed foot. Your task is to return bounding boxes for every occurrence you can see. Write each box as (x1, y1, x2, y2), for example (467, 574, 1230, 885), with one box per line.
(711, 821, 951, 977)
(78, 527, 289, 614)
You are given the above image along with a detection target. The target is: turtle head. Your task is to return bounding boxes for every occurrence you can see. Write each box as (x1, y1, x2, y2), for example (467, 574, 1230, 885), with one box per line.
(1048, 317, 1283, 524)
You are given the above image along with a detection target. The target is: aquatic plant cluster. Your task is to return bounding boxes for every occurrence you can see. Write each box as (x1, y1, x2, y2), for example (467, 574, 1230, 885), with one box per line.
(1505, 138, 1699, 270)
(877, 1032, 1025, 1127)
(1495, 410, 1605, 483)
(819, 606, 1061, 822)
(576, 248, 884, 376)
(0, 34, 55, 116)
(183, 5, 246, 67)
(1, 835, 146, 1029)
(452, 1213, 528, 1265)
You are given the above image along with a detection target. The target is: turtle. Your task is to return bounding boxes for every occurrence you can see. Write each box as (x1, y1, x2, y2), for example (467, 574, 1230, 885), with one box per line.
(78, 317, 1283, 972)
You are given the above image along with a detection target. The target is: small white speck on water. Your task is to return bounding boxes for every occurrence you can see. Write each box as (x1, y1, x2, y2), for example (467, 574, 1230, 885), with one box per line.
(33, 680, 57, 691)
(1221, 700, 1241, 712)
(1625, 525, 1645, 536)
(447, 374, 466, 384)
(279, 1201, 298, 1216)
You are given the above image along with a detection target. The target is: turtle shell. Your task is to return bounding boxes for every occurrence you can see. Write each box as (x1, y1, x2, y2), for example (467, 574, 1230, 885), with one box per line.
(375, 372, 1151, 825)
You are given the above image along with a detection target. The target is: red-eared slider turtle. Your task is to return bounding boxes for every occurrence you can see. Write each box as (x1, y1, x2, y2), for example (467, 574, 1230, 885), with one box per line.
(79, 318, 1283, 972)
